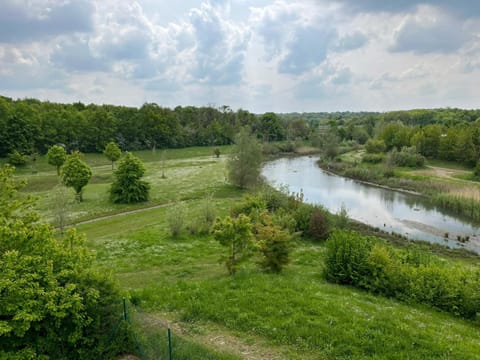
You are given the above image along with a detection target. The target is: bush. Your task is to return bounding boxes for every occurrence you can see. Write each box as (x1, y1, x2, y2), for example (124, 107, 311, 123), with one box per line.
(293, 203, 316, 234)
(7, 150, 27, 166)
(324, 231, 480, 320)
(308, 209, 330, 241)
(388, 146, 425, 167)
(324, 230, 373, 285)
(255, 222, 292, 273)
(362, 153, 384, 164)
(168, 202, 186, 238)
(231, 194, 266, 218)
(365, 139, 386, 154)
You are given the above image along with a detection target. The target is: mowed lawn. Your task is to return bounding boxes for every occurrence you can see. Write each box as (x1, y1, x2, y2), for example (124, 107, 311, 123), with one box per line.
(15, 147, 480, 359)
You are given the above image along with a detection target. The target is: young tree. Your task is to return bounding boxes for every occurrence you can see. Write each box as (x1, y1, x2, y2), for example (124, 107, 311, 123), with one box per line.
(46, 145, 67, 175)
(227, 127, 263, 189)
(103, 141, 122, 170)
(0, 164, 132, 359)
(255, 219, 292, 273)
(212, 214, 253, 275)
(61, 151, 92, 202)
(51, 184, 72, 236)
(110, 152, 150, 203)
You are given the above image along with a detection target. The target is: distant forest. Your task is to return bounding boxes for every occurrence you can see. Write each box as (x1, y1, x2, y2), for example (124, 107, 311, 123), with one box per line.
(1, 95, 480, 166)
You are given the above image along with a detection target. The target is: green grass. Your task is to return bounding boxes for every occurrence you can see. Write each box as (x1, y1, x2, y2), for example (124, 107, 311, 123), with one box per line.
(14, 145, 480, 359)
(426, 159, 471, 171)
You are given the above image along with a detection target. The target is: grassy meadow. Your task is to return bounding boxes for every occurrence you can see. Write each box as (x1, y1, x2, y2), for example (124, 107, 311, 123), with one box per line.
(11, 147, 480, 359)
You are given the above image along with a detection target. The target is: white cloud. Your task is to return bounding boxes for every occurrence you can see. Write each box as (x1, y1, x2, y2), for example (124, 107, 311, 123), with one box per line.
(0, 0, 479, 112)
(390, 6, 471, 54)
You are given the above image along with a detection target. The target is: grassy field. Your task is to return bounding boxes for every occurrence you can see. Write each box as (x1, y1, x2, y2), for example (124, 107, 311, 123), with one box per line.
(12, 147, 480, 359)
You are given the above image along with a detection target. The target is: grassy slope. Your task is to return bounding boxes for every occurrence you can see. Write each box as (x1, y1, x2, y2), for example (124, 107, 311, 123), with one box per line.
(14, 148, 480, 359)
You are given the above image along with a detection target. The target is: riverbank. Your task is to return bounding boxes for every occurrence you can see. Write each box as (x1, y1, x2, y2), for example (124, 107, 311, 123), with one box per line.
(317, 153, 480, 224)
(262, 156, 480, 255)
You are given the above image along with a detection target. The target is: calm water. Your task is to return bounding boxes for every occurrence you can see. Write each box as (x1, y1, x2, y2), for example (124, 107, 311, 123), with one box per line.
(262, 156, 480, 254)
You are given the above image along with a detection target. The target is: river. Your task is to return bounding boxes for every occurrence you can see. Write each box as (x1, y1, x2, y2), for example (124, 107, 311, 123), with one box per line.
(262, 156, 480, 254)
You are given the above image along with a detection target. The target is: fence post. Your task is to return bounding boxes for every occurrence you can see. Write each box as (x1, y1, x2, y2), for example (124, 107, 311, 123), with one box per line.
(168, 326, 173, 360)
(123, 297, 128, 322)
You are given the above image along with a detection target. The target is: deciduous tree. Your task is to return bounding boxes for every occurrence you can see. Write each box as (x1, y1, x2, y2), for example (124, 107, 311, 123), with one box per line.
(213, 214, 253, 275)
(227, 128, 263, 189)
(47, 145, 67, 175)
(61, 151, 92, 202)
(0, 164, 132, 359)
(103, 141, 122, 170)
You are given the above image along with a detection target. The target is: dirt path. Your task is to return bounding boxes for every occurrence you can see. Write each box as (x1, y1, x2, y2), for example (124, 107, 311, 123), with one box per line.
(417, 165, 470, 182)
(72, 202, 177, 227)
(135, 312, 294, 360)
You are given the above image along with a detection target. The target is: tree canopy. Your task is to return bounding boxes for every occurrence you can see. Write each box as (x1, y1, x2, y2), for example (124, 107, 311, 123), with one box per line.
(0, 164, 132, 359)
(103, 141, 122, 169)
(110, 152, 150, 203)
(227, 128, 263, 189)
(46, 144, 67, 175)
(61, 151, 92, 202)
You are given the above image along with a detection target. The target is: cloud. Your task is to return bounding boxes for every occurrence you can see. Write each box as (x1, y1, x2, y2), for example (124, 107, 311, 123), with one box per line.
(0, 0, 94, 43)
(390, 6, 470, 53)
(333, 31, 368, 52)
(251, 2, 342, 75)
(295, 62, 353, 99)
(0, 47, 66, 90)
(338, 0, 480, 18)
(278, 25, 336, 75)
(50, 37, 109, 72)
(186, 2, 250, 85)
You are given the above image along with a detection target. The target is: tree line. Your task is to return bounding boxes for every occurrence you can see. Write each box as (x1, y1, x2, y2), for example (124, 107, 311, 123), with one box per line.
(0, 96, 308, 158)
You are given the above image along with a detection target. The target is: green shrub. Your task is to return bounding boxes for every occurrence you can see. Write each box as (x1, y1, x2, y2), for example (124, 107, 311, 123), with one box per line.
(7, 150, 27, 166)
(293, 203, 316, 234)
(324, 230, 373, 285)
(343, 167, 380, 182)
(168, 202, 186, 238)
(365, 139, 386, 153)
(308, 209, 330, 241)
(362, 153, 384, 164)
(324, 231, 480, 320)
(230, 194, 266, 217)
(255, 222, 292, 273)
(388, 146, 425, 167)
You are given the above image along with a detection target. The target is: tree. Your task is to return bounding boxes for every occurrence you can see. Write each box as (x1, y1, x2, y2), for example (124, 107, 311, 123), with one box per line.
(47, 145, 67, 175)
(227, 128, 263, 189)
(0, 164, 133, 359)
(103, 141, 122, 170)
(110, 152, 150, 203)
(61, 151, 92, 202)
(258, 112, 284, 141)
(255, 214, 292, 273)
(212, 214, 253, 275)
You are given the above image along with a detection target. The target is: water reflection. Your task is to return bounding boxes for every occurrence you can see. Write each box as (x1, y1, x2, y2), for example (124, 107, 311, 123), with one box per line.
(262, 156, 480, 254)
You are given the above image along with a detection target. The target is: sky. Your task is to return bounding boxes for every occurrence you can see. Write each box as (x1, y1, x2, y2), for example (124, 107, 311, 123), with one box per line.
(0, 0, 479, 113)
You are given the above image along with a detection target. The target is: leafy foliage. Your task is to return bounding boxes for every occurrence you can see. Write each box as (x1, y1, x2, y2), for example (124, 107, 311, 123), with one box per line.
(227, 128, 263, 189)
(110, 152, 150, 204)
(212, 214, 254, 275)
(0, 164, 133, 359)
(365, 139, 386, 154)
(388, 146, 425, 167)
(103, 141, 122, 169)
(168, 201, 186, 238)
(255, 214, 292, 273)
(46, 145, 67, 175)
(61, 151, 92, 202)
(324, 230, 480, 319)
(7, 150, 27, 166)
